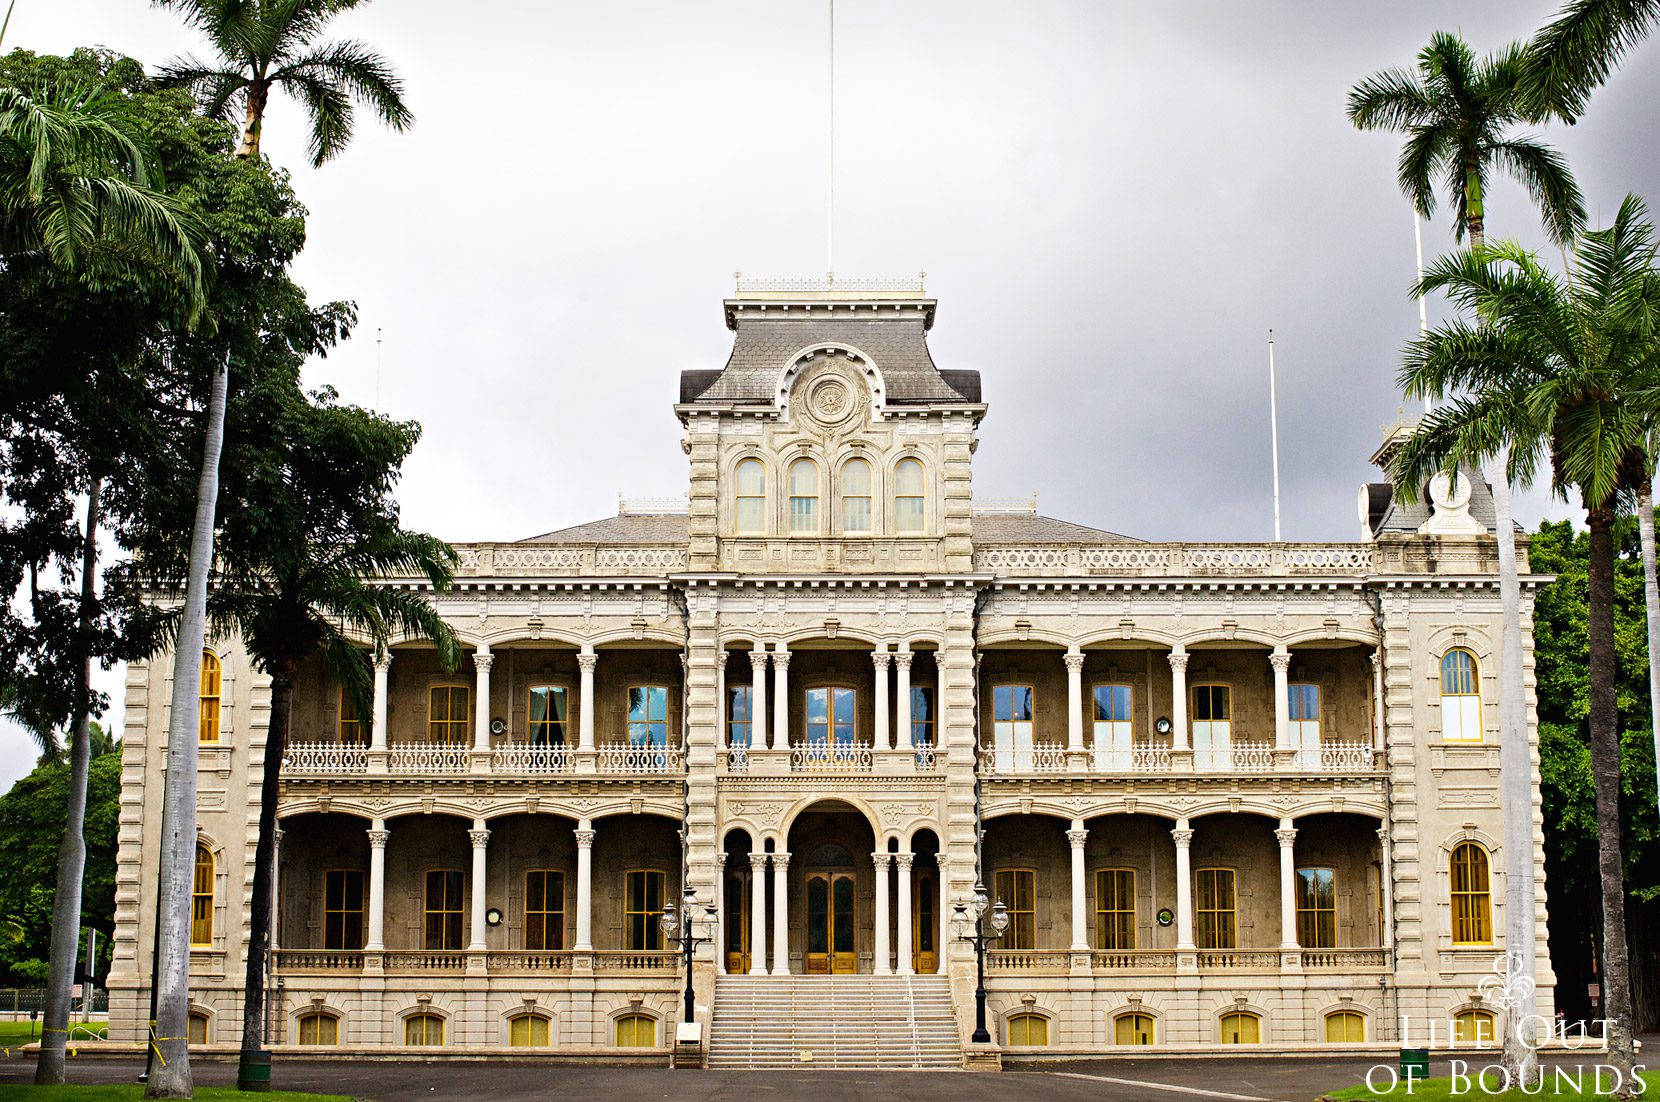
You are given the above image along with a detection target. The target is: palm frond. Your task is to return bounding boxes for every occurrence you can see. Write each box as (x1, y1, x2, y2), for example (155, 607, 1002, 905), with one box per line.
(1490, 138, 1587, 245)
(1526, 0, 1660, 121)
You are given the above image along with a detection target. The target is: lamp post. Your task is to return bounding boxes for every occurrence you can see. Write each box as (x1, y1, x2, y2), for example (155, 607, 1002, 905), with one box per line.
(952, 882, 1009, 1045)
(661, 886, 717, 1026)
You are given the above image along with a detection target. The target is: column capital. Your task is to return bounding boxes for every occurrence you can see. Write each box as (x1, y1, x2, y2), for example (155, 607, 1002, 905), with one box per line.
(1167, 650, 1189, 672)
(750, 648, 768, 668)
(1370, 647, 1383, 670)
(469, 829, 491, 848)
(367, 829, 390, 849)
(871, 851, 893, 868)
(273, 826, 284, 846)
(893, 851, 914, 871)
(715, 851, 727, 869)
(749, 852, 769, 871)
(1275, 828, 1298, 848)
(1063, 652, 1085, 673)
(1170, 828, 1195, 848)
(474, 652, 494, 672)
(574, 828, 596, 849)
(772, 649, 791, 669)
(773, 849, 791, 864)
(1376, 827, 1391, 846)
(577, 651, 597, 673)
(374, 651, 393, 672)
(872, 650, 892, 670)
(1268, 650, 1292, 672)
(893, 650, 914, 671)
(1067, 828, 1089, 849)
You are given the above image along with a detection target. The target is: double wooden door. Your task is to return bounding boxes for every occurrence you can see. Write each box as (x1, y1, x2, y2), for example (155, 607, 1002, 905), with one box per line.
(805, 871, 857, 974)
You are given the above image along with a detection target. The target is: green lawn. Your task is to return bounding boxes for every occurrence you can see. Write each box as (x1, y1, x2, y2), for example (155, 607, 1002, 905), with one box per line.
(1325, 1068, 1658, 1101)
(0, 1022, 107, 1048)
(0, 1090, 352, 1102)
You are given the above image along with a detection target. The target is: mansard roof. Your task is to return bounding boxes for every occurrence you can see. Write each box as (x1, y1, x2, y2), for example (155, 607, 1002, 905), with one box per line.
(517, 510, 1137, 546)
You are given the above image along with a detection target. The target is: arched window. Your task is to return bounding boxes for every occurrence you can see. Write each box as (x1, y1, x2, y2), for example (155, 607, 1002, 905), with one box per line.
(615, 1013, 657, 1047)
(788, 458, 820, 533)
(841, 458, 873, 534)
(735, 458, 766, 534)
(298, 1011, 340, 1045)
(1440, 648, 1482, 741)
(404, 1013, 445, 1046)
(199, 650, 221, 744)
(1220, 1011, 1261, 1045)
(894, 458, 925, 533)
(1325, 1010, 1366, 1043)
(509, 1012, 551, 1047)
(187, 1011, 210, 1046)
(190, 844, 214, 946)
(1454, 1009, 1497, 1045)
(1006, 1012, 1048, 1046)
(1114, 1012, 1155, 1046)
(1450, 842, 1493, 945)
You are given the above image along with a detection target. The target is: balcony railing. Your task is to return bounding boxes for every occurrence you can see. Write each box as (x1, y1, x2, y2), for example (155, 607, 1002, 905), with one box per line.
(1194, 949, 1283, 970)
(273, 949, 364, 972)
(973, 541, 1380, 578)
(274, 948, 681, 975)
(484, 950, 573, 972)
(790, 742, 874, 773)
(1301, 947, 1391, 970)
(383, 950, 467, 971)
(493, 744, 575, 774)
(591, 950, 677, 971)
(979, 739, 1380, 777)
(281, 741, 684, 779)
(1092, 949, 1180, 970)
(387, 744, 470, 775)
(1194, 742, 1278, 773)
(596, 745, 684, 775)
(282, 743, 368, 775)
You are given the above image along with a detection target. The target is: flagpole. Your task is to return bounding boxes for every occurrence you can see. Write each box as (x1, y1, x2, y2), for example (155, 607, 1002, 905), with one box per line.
(826, 0, 835, 280)
(1268, 330, 1282, 543)
(1414, 213, 1431, 414)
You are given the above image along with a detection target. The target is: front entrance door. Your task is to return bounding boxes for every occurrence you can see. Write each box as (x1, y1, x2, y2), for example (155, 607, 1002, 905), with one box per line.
(724, 864, 749, 973)
(914, 869, 938, 974)
(805, 872, 857, 974)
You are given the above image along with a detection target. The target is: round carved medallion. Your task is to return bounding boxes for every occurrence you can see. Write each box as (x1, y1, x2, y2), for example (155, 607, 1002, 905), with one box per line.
(805, 372, 862, 426)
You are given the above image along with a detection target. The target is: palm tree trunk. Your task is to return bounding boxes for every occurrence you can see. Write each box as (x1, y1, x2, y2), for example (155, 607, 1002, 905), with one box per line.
(237, 662, 291, 1092)
(1637, 481, 1660, 837)
(1586, 501, 1639, 1091)
(33, 475, 102, 1086)
(1490, 449, 1540, 1086)
(239, 82, 269, 159)
(145, 357, 228, 1099)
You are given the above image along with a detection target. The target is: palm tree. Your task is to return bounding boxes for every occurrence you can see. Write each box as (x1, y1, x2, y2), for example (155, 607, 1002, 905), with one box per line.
(153, 0, 412, 166)
(205, 396, 456, 1090)
(1393, 196, 1660, 1095)
(1526, 0, 1660, 122)
(1348, 33, 1588, 1083)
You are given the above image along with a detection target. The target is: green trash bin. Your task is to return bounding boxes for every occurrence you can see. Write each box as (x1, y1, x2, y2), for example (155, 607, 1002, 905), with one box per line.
(1399, 1048, 1430, 1081)
(237, 1050, 272, 1092)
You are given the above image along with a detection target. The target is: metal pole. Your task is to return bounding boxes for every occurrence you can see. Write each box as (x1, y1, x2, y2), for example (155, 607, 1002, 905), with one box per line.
(1414, 214, 1431, 413)
(826, 0, 835, 279)
(971, 921, 990, 1044)
(1267, 330, 1283, 543)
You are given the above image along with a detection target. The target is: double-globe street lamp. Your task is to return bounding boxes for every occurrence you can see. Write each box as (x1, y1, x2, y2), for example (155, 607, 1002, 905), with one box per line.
(951, 882, 1010, 1045)
(661, 886, 718, 1026)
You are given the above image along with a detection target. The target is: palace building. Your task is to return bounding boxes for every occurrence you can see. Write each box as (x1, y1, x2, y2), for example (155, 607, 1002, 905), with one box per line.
(108, 278, 1552, 1066)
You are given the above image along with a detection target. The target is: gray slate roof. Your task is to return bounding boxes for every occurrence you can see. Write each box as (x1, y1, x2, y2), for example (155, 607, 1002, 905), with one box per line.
(518, 511, 1137, 546)
(970, 513, 1138, 543)
(1366, 461, 1500, 535)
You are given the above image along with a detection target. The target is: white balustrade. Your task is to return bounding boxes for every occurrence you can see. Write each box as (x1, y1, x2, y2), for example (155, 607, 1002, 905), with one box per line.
(595, 744, 685, 775)
(493, 743, 575, 774)
(386, 743, 471, 775)
(282, 742, 368, 775)
(1089, 744, 1174, 773)
(790, 742, 874, 773)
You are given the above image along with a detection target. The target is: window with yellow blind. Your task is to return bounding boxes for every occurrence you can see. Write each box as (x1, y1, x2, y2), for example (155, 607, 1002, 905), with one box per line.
(1114, 1012, 1155, 1046)
(509, 1013, 551, 1047)
(1450, 842, 1493, 945)
(524, 869, 566, 951)
(1455, 1009, 1496, 1045)
(1194, 868, 1236, 949)
(323, 869, 364, 950)
(404, 1013, 444, 1046)
(198, 650, 221, 744)
(1094, 868, 1136, 950)
(298, 1011, 339, 1045)
(187, 1012, 209, 1045)
(1220, 1011, 1261, 1044)
(337, 686, 364, 745)
(424, 870, 464, 950)
(427, 685, 469, 744)
(1296, 867, 1337, 949)
(993, 869, 1036, 950)
(190, 844, 214, 946)
(1325, 1010, 1366, 1043)
(625, 870, 666, 951)
(614, 1013, 656, 1047)
(1005, 1013, 1048, 1046)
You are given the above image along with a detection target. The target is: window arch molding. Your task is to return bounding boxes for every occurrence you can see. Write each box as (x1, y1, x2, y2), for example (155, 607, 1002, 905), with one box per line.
(730, 453, 769, 536)
(1001, 1006, 1054, 1047)
(191, 834, 225, 949)
(891, 453, 929, 535)
(785, 453, 823, 535)
(1436, 830, 1500, 948)
(837, 454, 878, 535)
(773, 343, 888, 416)
(609, 1006, 662, 1048)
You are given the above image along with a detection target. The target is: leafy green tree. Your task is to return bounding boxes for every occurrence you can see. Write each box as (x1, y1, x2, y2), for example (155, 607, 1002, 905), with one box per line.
(1393, 196, 1660, 1090)
(154, 0, 413, 165)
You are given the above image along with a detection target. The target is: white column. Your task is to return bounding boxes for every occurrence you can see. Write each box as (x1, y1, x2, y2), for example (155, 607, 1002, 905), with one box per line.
(895, 852, 914, 976)
(270, 827, 283, 955)
(1172, 820, 1195, 950)
(1068, 820, 1089, 950)
(748, 853, 769, 975)
(371, 652, 391, 751)
(473, 645, 493, 752)
(715, 852, 728, 975)
(1271, 645, 1292, 751)
(771, 851, 791, 975)
(1277, 817, 1299, 949)
(577, 647, 597, 753)
(716, 651, 728, 749)
(468, 820, 490, 951)
(895, 649, 915, 750)
(872, 852, 892, 974)
(873, 650, 892, 750)
(749, 646, 769, 753)
(1371, 649, 1385, 751)
(1168, 646, 1190, 750)
(1065, 649, 1085, 753)
(574, 821, 595, 951)
(1378, 828, 1395, 951)
(366, 820, 388, 950)
(772, 647, 790, 750)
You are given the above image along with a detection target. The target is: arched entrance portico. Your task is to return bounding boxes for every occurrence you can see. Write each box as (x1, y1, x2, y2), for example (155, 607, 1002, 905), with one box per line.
(784, 801, 877, 975)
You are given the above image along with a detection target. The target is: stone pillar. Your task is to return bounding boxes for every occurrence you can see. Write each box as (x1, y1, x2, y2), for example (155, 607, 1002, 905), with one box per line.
(771, 851, 791, 975)
(1168, 646, 1189, 751)
(468, 820, 490, 951)
(772, 647, 790, 751)
(872, 852, 892, 974)
(1065, 649, 1085, 753)
(574, 821, 595, 951)
(1277, 817, 1299, 948)
(716, 651, 728, 749)
(1371, 648, 1385, 751)
(271, 826, 283, 956)
(895, 649, 914, 751)
(577, 647, 597, 753)
(750, 645, 769, 752)
(1068, 820, 1089, 950)
(1378, 828, 1395, 951)
(1271, 645, 1292, 751)
(748, 853, 769, 975)
(371, 652, 391, 751)
(366, 821, 389, 951)
(1172, 820, 1195, 950)
(473, 645, 493, 752)
(714, 852, 727, 975)
(873, 650, 891, 750)
(895, 852, 914, 976)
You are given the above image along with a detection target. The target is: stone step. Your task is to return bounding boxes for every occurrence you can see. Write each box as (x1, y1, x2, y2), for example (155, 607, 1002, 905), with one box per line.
(709, 974, 962, 1070)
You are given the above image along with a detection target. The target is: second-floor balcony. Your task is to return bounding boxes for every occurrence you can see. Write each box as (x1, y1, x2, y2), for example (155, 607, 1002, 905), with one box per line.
(977, 739, 1378, 777)
(283, 739, 686, 779)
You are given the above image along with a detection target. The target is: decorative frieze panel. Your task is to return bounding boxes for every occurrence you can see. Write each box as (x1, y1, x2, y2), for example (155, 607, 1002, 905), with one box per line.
(974, 542, 1382, 578)
(445, 544, 688, 579)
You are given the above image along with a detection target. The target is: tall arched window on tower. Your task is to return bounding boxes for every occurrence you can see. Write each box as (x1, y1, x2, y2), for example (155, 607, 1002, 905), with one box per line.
(735, 458, 766, 534)
(1439, 648, 1482, 742)
(841, 458, 873, 534)
(789, 458, 820, 533)
(895, 458, 925, 534)
(1450, 841, 1493, 945)
(199, 650, 221, 744)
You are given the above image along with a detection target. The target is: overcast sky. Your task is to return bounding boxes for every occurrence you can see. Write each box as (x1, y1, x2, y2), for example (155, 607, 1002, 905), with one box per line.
(4, 0, 1658, 791)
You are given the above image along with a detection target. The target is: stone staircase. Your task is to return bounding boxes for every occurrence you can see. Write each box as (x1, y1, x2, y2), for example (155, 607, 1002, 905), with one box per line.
(708, 973, 962, 1069)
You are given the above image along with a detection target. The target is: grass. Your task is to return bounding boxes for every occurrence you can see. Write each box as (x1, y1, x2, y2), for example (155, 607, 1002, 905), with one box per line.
(0, 1090, 353, 1102)
(0, 1022, 106, 1048)
(1325, 1067, 1659, 1101)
